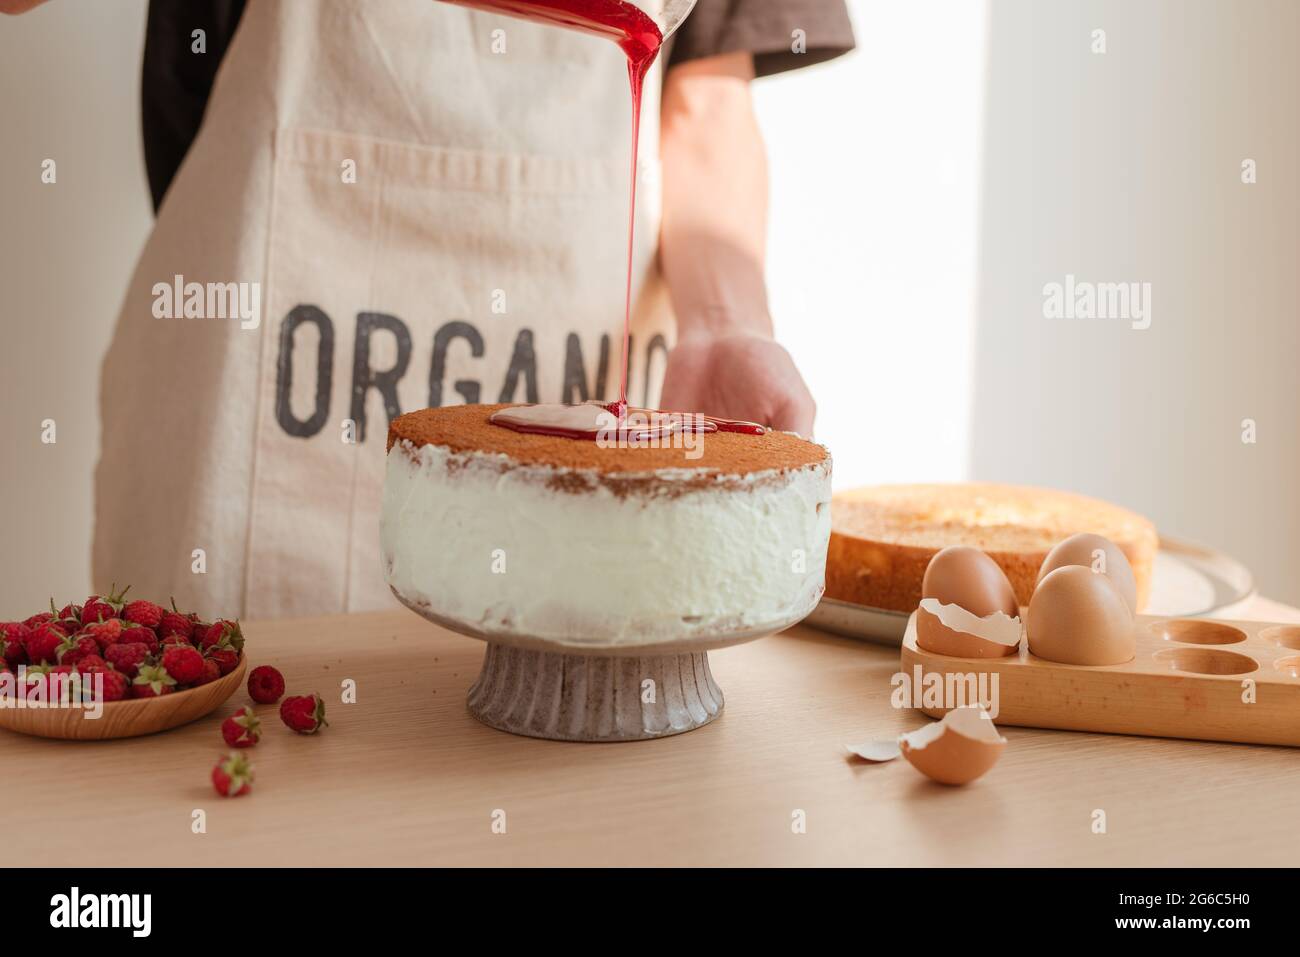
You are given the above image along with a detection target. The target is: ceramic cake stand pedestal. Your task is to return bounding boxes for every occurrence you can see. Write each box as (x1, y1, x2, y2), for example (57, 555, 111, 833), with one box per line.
(395, 591, 798, 742)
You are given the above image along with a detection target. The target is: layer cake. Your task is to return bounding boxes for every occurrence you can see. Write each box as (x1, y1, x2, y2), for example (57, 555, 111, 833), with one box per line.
(381, 404, 832, 646)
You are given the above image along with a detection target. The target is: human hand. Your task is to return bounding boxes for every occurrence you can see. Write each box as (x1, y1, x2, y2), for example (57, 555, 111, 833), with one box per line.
(659, 331, 816, 437)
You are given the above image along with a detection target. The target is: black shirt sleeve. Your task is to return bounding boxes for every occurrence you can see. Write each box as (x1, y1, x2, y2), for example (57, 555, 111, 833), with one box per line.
(668, 0, 856, 77)
(141, 0, 246, 212)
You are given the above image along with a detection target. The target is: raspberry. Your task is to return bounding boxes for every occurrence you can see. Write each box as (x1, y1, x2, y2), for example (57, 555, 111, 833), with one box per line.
(280, 693, 328, 734)
(57, 602, 83, 625)
(25, 622, 67, 665)
(123, 599, 163, 630)
(157, 610, 193, 638)
(211, 752, 253, 797)
(191, 658, 221, 686)
(73, 654, 109, 674)
(131, 664, 177, 698)
(161, 645, 205, 685)
(246, 665, 285, 704)
(55, 634, 99, 668)
(120, 622, 159, 654)
(105, 641, 149, 678)
(221, 707, 262, 748)
(84, 618, 125, 652)
(0, 623, 31, 668)
(204, 638, 240, 676)
(91, 669, 129, 702)
(82, 584, 130, 624)
(201, 620, 244, 653)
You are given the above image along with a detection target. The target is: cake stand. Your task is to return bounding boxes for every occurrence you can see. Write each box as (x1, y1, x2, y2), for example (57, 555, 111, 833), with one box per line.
(394, 589, 811, 743)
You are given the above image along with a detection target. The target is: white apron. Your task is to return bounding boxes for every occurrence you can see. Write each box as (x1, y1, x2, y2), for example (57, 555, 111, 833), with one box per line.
(93, 0, 673, 618)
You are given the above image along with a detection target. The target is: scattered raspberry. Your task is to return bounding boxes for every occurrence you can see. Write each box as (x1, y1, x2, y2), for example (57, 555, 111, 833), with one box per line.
(104, 641, 149, 678)
(131, 664, 177, 698)
(280, 693, 328, 734)
(57, 602, 83, 624)
(202, 619, 244, 653)
(161, 634, 192, 651)
(162, 644, 205, 685)
(55, 634, 100, 668)
(192, 657, 222, 686)
(211, 752, 254, 797)
(247, 665, 285, 704)
(123, 598, 163, 630)
(23, 611, 54, 629)
(25, 622, 67, 665)
(221, 707, 262, 748)
(204, 639, 240, 676)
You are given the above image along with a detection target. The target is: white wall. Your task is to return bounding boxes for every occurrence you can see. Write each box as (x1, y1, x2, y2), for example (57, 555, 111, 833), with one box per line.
(762, 0, 1299, 606)
(0, 0, 153, 612)
(758, 0, 988, 489)
(968, 0, 1299, 604)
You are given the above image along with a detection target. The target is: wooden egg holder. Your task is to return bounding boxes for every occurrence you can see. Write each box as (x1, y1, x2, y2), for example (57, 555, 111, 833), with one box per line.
(901, 613, 1300, 747)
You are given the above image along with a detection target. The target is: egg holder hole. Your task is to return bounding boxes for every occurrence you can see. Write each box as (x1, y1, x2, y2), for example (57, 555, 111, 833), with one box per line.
(1150, 618, 1247, 645)
(1260, 625, 1300, 651)
(1148, 618, 1259, 675)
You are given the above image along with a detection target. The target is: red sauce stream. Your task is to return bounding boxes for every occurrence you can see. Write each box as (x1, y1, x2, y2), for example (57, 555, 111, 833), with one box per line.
(445, 1, 767, 440)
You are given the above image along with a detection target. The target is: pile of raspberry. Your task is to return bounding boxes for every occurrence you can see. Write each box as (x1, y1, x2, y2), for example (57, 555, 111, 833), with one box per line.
(0, 585, 243, 701)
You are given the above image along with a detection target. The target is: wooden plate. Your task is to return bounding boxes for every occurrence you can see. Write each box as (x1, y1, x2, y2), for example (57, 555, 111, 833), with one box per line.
(0, 656, 246, 740)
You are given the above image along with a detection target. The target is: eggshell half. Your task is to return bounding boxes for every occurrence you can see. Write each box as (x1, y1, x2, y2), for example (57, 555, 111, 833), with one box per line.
(845, 739, 902, 763)
(900, 705, 1006, 786)
(916, 600, 1021, 658)
(1037, 532, 1138, 614)
(1027, 564, 1137, 665)
(917, 547, 1022, 658)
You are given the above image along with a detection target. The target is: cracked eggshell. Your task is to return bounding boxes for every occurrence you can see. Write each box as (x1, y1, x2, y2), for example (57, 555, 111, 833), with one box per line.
(900, 706, 1006, 786)
(1027, 564, 1136, 665)
(916, 546, 1021, 658)
(845, 739, 902, 763)
(1037, 532, 1138, 614)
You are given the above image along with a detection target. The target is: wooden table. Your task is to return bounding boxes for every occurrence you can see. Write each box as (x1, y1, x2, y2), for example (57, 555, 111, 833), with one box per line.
(10, 597, 1300, 866)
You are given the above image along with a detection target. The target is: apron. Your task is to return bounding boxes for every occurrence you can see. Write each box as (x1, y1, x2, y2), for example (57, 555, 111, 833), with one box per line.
(93, 0, 674, 619)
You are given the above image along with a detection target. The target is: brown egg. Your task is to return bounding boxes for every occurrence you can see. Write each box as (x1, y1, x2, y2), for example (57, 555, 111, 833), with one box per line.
(916, 546, 1021, 658)
(1027, 564, 1136, 665)
(1037, 532, 1138, 614)
(900, 705, 1006, 786)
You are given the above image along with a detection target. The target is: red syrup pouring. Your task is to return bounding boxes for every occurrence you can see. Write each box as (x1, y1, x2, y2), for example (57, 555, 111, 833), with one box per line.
(445, 0, 767, 441)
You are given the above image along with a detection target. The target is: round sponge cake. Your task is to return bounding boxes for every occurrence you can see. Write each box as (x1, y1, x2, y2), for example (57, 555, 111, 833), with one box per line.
(826, 483, 1158, 613)
(381, 405, 832, 647)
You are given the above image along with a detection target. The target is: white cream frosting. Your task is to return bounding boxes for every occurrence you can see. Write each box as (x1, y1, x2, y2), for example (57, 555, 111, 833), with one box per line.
(380, 439, 832, 646)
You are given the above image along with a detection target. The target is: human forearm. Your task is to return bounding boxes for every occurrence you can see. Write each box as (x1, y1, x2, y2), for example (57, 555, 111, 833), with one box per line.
(659, 51, 771, 340)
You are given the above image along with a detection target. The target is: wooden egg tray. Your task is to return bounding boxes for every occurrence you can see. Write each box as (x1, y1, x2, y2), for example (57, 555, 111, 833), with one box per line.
(900, 613, 1300, 747)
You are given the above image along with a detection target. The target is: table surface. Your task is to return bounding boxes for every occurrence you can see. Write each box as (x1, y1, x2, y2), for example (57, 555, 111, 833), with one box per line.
(9, 596, 1300, 867)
